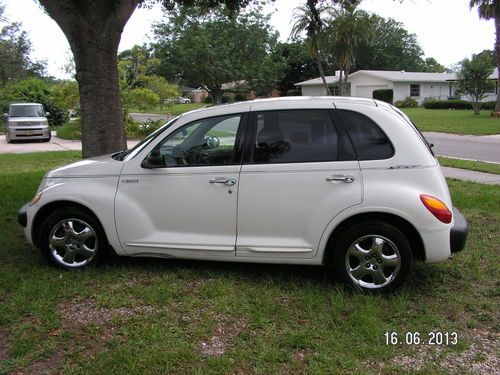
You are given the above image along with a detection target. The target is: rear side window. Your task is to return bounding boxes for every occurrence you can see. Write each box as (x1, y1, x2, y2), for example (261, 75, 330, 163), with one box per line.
(249, 109, 344, 164)
(339, 110, 394, 160)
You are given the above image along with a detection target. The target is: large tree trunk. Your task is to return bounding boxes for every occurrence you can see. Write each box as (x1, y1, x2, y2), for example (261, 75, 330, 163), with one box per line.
(38, 0, 140, 158)
(495, 11, 500, 112)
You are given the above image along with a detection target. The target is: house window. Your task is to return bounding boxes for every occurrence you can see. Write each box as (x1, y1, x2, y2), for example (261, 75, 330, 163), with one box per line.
(410, 84, 420, 97)
(330, 85, 341, 96)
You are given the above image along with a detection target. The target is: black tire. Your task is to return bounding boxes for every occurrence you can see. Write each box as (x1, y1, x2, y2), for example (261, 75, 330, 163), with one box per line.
(40, 207, 108, 270)
(42, 135, 51, 142)
(332, 221, 413, 293)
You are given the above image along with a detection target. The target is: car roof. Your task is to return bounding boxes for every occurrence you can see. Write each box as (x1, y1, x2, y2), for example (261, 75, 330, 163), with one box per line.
(10, 103, 43, 106)
(181, 96, 380, 117)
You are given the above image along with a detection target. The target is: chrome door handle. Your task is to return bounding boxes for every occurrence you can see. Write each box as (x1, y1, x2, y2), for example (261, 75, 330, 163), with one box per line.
(209, 177, 236, 186)
(326, 175, 355, 183)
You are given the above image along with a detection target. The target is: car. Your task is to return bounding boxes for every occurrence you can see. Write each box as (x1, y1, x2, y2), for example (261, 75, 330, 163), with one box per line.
(18, 97, 469, 293)
(4, 103, 51, 143)
(174, 96, 192, 104)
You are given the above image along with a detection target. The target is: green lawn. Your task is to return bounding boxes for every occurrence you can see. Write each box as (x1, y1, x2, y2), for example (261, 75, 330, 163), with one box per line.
(402, 107, 500, 135)
(129, 103, 205, 116)
(438, 156, 500, 175)
(0, 152, 498, 374)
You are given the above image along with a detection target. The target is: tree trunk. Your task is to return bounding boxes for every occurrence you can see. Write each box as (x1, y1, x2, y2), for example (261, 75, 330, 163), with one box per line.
(338, 70, 343, 96)
(313, 46, 331, 96)
(38, 0, 140, 158)
(341, 65, 351, 96)
(473, 100, 480, 115)
(495, 11, 500, 112)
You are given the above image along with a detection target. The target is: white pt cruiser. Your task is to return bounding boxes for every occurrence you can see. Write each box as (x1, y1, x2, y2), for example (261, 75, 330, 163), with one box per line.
(19, 97, 469, 293)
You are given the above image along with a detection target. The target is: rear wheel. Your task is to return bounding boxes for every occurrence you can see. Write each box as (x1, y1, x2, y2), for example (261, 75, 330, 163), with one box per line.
(40, 207, 108, 269)
(333, 222, 413, 293)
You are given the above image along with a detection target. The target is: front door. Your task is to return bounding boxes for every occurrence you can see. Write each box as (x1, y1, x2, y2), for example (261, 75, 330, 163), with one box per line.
(115, 113, 244, 258)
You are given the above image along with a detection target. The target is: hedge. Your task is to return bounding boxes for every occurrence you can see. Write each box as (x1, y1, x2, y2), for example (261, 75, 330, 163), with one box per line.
(423, 99, 496, 110)
(373, 89, 393, 104)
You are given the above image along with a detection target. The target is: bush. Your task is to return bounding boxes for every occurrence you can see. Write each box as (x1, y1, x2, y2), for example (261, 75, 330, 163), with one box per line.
(480, 101, 496, 110)
(394, 97, 418, 108)
(204, 96, 214, 104)
(234, 93, 247, 102)
(423, 99, 472, 110)
(287, 89, 301, 96)
(56, 119, 81, 140)
(372, 89, 393, 104)
(125, 118, 164, 139)
(45, 103, 69, 127)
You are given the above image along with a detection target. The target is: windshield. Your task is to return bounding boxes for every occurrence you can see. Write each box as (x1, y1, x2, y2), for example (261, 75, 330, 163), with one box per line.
(9, 104, 45, 117)
(113, 116, 180, 161)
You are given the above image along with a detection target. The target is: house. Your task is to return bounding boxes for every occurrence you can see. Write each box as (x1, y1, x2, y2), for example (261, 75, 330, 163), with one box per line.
(181, 86, 209, 103)
(295, 69, 499, 104)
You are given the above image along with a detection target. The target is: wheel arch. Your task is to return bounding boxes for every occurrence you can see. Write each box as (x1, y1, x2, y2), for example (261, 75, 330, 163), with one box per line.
(322, 212, 425, 265)
(32, 200, 109, 250)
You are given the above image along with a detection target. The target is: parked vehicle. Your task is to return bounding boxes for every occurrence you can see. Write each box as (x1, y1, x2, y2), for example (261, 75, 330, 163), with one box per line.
(18, 97, 468, 292)
(4, 103, 51, 142)
(173, 96, 191, 104)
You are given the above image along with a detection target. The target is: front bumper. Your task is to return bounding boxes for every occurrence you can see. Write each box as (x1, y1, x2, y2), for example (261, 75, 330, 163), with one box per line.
(18, 202, 29, 227)
(450, 207, 469, 253)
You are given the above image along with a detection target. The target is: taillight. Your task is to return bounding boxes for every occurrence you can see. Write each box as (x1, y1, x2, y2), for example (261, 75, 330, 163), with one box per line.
(420, 194, 452, 224)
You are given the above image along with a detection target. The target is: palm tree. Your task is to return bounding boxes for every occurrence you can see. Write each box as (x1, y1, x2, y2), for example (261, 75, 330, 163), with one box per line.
(470, 0, 500, 112)
(326, 1, 373, 96)
(291, 0, 331, 95)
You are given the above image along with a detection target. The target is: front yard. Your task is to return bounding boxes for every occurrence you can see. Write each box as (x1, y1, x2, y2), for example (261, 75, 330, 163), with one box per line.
(0, 152, 498, 374)
(402, 107, 500, 135)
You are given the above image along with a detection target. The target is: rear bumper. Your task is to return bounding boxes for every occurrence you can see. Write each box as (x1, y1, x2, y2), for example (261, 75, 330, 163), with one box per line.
(450, 207, 468, 253)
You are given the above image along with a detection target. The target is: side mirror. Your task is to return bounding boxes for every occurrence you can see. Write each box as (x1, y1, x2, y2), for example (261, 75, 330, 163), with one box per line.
(45, 112, 50, 117)
(3, 113, 7, 119)
(141, 149, 165, 168)
(205, 136, 220, 149)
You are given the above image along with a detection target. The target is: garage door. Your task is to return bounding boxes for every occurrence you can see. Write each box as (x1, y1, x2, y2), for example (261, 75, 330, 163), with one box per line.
(356, 85, 388, 99)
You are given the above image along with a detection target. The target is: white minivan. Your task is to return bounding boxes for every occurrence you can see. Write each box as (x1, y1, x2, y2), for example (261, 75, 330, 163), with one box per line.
(4, 103, 51, 142)
(18, 97, 468, 292)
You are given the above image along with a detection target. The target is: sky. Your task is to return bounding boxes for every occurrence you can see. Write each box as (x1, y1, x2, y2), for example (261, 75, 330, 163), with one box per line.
(1, 0, 495, 79)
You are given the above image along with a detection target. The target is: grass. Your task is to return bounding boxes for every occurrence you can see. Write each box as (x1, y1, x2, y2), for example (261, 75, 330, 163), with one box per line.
(438, 156, 500, 175)
(402, 107, 500, 135)
(0, 152, 498, 374)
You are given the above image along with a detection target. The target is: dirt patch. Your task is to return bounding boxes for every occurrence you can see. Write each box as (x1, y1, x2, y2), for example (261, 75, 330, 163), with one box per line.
(0, 328, 10, 361)
(58, 299, 158, 328)
(388, 329, 500, 374)
(21, 352, 64, 375)
(199, 315, 248, 357)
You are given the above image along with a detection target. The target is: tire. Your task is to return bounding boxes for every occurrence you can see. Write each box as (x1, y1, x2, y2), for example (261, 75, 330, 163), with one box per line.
(333, 221, 413, 293)
(42, 135, 51, 142)
(40, 207, 108, 270)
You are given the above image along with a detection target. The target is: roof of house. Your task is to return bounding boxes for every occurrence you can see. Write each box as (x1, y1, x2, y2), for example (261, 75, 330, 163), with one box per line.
(296, 68, 499, 87)
(296, 70, 458, 86)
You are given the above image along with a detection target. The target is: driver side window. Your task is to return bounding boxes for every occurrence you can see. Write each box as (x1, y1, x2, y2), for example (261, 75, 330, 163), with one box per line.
(155, 114, 242, 167)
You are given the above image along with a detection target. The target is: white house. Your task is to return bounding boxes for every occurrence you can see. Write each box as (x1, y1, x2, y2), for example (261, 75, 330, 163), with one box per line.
(295, 69, 498, 104)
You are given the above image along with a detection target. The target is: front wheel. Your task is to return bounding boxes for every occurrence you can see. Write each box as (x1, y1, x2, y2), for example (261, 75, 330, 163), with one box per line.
(40, 207, 108, 269)
(333, 222, 413, 293)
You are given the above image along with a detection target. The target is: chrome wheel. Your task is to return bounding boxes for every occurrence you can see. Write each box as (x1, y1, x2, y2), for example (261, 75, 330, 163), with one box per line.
(49, 218, 98, 268)
(344, 235, 401, 289)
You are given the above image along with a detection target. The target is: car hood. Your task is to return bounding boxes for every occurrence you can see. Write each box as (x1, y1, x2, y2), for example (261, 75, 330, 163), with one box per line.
(46, 154, 125, 178)
(8, 117, 47, 124)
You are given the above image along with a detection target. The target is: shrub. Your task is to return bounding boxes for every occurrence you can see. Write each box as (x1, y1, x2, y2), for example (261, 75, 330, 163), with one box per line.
(480, 101, 496, 110)
(45, 103, 69, 127)
(394, 97, 418, 108)
(204, 96, 214, 104)
(56, 119, 81, 140)
(287, 89, 301, 96)
(372, 89, 393, 104)
(234, 93, 247, 102)
(423, 99, 472, 110)
(125, 118, 164, 139)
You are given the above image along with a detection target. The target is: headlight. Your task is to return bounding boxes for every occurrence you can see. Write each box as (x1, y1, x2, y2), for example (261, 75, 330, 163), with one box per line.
(30, 191, 43, 205)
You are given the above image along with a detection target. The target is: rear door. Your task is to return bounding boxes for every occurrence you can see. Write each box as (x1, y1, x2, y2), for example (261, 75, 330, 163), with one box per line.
(236, 105, 362, 260)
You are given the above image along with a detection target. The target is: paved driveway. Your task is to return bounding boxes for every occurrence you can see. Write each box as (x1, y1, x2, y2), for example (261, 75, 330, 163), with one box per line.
(0, 133, 139, 154)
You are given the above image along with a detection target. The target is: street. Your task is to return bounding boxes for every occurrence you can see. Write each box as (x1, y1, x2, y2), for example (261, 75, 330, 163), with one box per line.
(423, 132, 500, 164)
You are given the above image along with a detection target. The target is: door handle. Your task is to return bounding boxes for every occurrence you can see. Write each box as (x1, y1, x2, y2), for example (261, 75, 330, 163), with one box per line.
(326, 175, 355, 183)
(209, 177, 236, 186)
